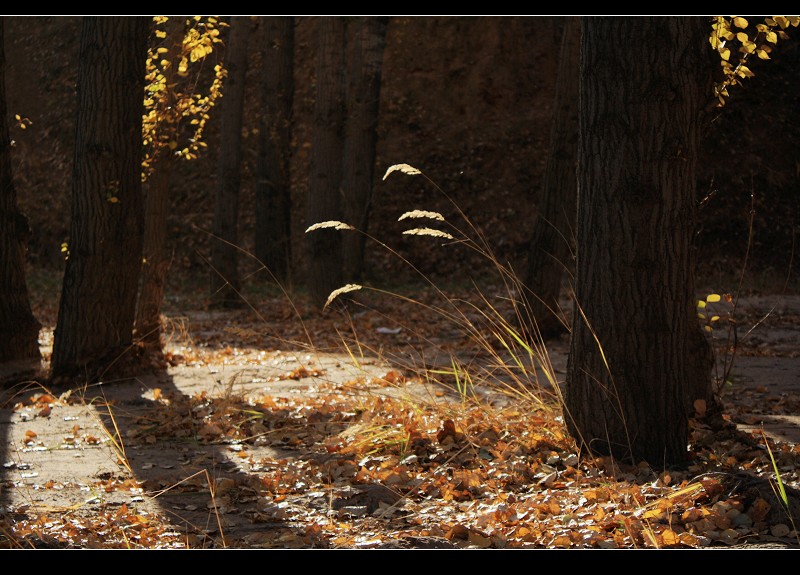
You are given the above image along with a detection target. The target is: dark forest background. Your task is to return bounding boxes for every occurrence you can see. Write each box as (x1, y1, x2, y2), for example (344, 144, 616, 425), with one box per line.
(6, 17, 799, 310)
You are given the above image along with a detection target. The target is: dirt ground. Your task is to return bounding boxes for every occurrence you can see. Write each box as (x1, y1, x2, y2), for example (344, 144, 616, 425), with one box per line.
(2, 292, 800, 549)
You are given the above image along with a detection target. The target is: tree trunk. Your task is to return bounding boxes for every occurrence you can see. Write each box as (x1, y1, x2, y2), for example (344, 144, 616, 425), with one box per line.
(523, 17, 579, 340)
(306, 17, 346, 308)
(255, 16, 293, 284)
(136, 153, 173, 346)
(565, 17, 714, 466)
(210, 16, 250, 306)
(0, 17, 40, 362)
(136, 16, 184, 347)
(51, 17, 149, 377)
(342, 16, 388, 282)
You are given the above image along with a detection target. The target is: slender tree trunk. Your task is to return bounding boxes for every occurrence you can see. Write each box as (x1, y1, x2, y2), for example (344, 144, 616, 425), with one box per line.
(210, 16, 250, 306)
(136, 17, 184, 347)
(306, 17, 346, 308)
(136, 154, 173, 345)
(342, 16, 388, 282)
(0, 17, 40, 362)
(51, 17, 149, 377)
(255, 16, 293, 284)
(565, 17, 714, 466)
(523, 17, 579, 340)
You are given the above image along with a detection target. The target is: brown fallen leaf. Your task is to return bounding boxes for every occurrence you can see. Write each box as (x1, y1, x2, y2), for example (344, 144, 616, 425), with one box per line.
(468, 529, 493, 548)
(436, 419, 456, 443)
(749, 497, 771, 522)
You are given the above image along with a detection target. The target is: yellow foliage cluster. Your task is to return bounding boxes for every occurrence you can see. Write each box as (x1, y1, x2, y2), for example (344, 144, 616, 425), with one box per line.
(142, 16, 228, 180)
(710, 16, 799, 106)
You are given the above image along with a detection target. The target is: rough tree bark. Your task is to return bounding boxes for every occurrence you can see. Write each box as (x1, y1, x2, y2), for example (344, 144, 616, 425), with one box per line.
(306, 17, 346, 308)
(255, 16, 294, 284)
(523, 17, 579, 340)
(210, 16, 250, 306)
(0, 17, 40, 363)
(565, 17, 714, 466)
(341, 16, 388, 283)
(51, 17, 149, 377)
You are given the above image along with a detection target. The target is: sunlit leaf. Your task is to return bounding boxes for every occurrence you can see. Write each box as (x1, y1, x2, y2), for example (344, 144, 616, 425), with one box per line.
(662, 529, 680, 546)
(733, 17, 749, 29)
(774, 16, 790, 29)
(706, 294, 721, 303)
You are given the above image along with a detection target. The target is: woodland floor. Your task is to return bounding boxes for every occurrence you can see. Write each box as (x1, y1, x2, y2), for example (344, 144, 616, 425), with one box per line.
(2, 280, 800, 550)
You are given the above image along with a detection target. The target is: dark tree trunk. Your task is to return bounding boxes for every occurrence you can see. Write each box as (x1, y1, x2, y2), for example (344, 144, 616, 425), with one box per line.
(565, 17, 714, 466)
(210, 16, 250, 306)
(341, 16, 388, 282)
(0, 17, 40, 362)
(255, 16, 294, 284)
(306, 17, 346, 308)
(136, 17, 184, 346)
(523, 17, 579, 340)
(136, 152, 173, 346)
(51, 17, 149, 377)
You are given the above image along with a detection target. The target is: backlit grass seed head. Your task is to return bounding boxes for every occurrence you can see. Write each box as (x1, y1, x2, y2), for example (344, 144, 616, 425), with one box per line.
(402, 228, 455, 240)
(325, 284, 363, 309)
(305, 221, 356, 233)
(382, 163, 422, 180)
(398, 210, 445, 222)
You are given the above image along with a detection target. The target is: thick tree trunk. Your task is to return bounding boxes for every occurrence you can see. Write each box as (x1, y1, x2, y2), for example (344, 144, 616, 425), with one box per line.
(523, 17, 579, 340)
(565, 17, 714, 466)
(255, 17, 293, 284)
(0, 17, 40, 362)
(342, 16, 388, 282)
(210, 16, 250, 306)
(306, 17, 346, 308)
(136, 16, 184, 347)
(51, 17, 149, 377)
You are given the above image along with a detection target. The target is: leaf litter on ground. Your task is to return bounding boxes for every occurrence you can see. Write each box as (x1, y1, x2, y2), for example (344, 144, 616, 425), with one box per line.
(2, 284, 800, 548)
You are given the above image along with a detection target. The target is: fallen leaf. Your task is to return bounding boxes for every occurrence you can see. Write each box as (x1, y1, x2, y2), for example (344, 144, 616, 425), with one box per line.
(468, 530, 493, 548)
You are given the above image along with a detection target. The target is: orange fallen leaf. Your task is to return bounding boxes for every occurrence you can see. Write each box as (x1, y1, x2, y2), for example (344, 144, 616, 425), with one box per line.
(749, 497, 771, 522)
(661, 529, 679, 546)
(38, 405, 51, 417)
